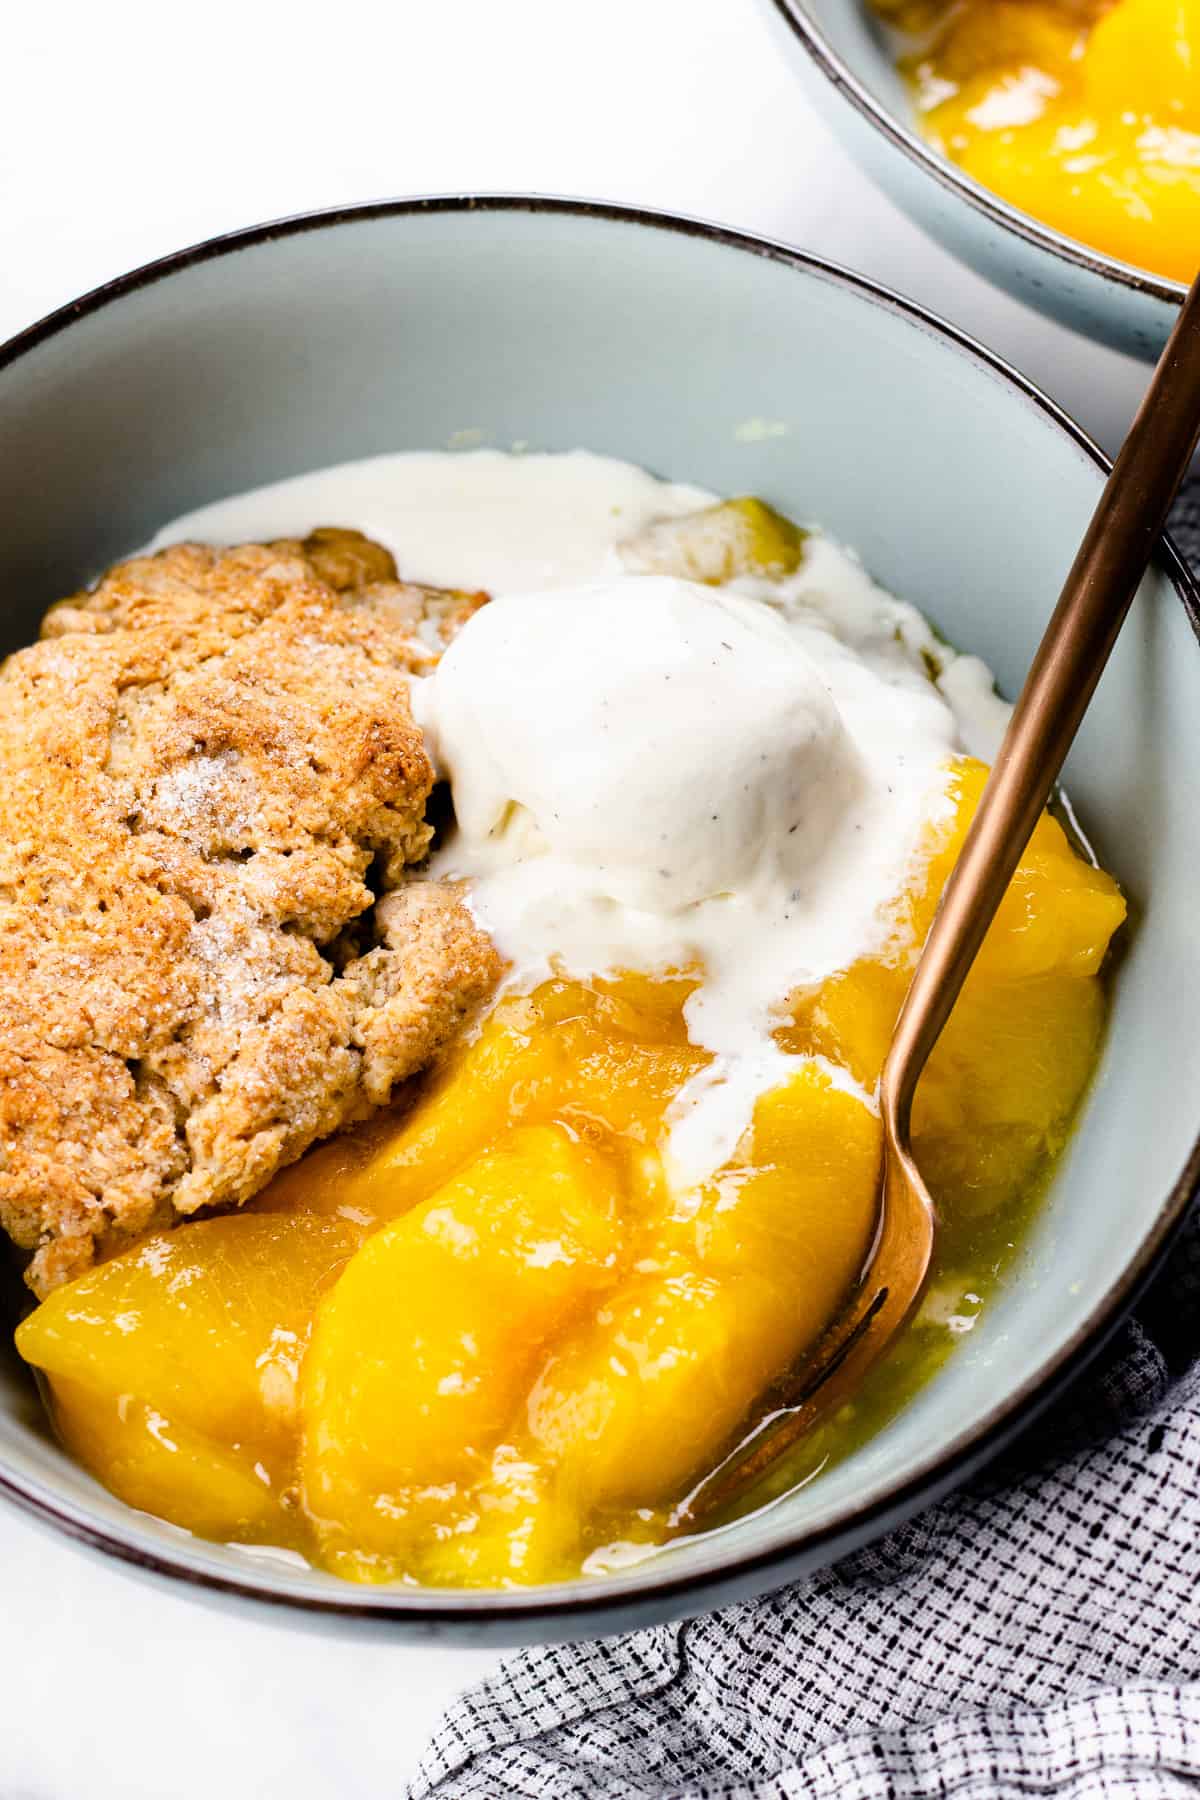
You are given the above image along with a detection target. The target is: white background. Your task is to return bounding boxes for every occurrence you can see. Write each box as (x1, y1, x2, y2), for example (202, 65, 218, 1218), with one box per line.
(0, 1, 1153, 1793)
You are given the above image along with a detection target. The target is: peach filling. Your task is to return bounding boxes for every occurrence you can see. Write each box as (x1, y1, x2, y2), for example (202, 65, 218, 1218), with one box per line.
(16, 759, 1125, 1584)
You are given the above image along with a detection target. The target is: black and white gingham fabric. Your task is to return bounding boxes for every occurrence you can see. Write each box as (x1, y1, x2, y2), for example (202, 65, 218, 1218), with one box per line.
(412, 483, 1200, 1800)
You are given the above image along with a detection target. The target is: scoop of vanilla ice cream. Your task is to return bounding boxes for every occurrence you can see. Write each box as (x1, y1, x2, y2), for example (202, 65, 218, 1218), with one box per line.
(424, 575, 862, 912)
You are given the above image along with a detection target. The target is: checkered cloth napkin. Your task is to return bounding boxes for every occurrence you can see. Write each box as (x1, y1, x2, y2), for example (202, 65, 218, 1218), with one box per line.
(413, 482, 1200, 1800)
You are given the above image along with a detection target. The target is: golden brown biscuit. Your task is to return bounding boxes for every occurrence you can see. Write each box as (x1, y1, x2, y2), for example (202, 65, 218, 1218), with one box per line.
(0, 530, 500, 1294)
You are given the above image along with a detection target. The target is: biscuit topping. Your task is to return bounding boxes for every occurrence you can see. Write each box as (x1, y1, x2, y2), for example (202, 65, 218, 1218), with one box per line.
(0, 530, 500, 1294)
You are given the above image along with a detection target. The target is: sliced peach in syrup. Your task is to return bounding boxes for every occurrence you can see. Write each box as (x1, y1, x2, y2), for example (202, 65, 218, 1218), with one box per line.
(911, 760, 1126, 981)
(261, 979, 706, 1229)
(913, 974, 1106, 1214)
(16, 1214, 360, 1543)
(299, 1124, 623, 1564)
(528, 1066, 880, 1512)
(48, 1377, 295, 1546)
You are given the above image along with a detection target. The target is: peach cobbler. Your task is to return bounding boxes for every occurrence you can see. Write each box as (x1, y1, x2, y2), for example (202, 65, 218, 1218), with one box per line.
(3, 451, 1125, 1586)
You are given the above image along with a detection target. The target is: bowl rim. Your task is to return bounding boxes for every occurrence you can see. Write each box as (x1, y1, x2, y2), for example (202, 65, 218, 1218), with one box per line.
(0, 192, 1197, 1631)
(766, 0, 1189, 310)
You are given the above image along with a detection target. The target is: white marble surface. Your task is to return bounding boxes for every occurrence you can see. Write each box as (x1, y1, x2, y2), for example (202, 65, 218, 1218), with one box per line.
(0, 0, 1152, 1792)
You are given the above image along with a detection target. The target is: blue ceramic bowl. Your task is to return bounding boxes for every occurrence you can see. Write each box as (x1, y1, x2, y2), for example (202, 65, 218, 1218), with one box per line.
(761, 0, 1187, 360)
(0, 198, 1195, 1641)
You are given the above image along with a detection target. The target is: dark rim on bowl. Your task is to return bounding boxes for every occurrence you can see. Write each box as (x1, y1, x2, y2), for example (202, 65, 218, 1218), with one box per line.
(767, 0, 1188, 309)
(0, 195, 1196, 1630)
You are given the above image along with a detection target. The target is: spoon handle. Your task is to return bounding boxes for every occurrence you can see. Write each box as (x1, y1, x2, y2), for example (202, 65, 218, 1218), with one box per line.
(884, 274, 1200, 1132)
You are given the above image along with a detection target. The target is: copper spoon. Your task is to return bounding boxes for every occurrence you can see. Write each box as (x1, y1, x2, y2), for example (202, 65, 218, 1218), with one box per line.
(679, 272, 1200, 1530)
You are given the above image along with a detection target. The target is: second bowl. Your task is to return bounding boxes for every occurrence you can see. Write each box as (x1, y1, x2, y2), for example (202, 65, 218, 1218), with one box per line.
(762, 0, 1188, 360)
